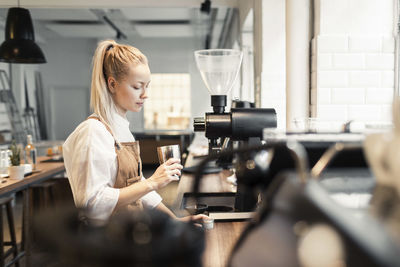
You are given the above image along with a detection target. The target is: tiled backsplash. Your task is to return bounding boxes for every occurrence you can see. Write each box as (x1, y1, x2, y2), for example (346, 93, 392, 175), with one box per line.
(311, 34, 395, 131)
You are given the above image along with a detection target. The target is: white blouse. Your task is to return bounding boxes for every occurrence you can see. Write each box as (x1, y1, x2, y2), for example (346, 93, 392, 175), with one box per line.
(63, 112, 162, 221)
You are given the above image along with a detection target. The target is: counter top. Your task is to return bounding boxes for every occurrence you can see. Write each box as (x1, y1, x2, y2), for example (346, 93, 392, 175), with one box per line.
(173, 154, 247, 267)
(134, 130, 193, 139)
(203, 221, 246, 267)
(172, 154, 236, 213)
(0, 156, 65, 196)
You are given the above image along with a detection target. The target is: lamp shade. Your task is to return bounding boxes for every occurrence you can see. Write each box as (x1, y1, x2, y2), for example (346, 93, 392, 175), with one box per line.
(0, 7, 46, 64)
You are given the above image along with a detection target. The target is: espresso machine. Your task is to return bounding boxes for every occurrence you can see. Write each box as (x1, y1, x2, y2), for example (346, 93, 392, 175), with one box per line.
(192, 49, 277, 157)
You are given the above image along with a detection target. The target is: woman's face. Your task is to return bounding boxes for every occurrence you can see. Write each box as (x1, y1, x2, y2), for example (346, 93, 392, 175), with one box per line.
(109, 63, 151, 115)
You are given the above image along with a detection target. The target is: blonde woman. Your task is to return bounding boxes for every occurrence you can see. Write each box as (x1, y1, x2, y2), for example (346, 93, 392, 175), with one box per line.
(63, 40, 206, 224)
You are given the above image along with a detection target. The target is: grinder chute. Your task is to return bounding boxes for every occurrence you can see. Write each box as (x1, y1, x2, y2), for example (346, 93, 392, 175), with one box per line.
(194, 49, 242, 113)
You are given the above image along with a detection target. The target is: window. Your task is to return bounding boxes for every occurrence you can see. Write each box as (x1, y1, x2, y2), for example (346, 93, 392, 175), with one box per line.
(144, 73, 191, 130)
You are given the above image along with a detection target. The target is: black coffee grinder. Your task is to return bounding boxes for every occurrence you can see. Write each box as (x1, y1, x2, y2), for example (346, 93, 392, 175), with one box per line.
(192, 49, 277, 211)
(193, 49, 277, 157)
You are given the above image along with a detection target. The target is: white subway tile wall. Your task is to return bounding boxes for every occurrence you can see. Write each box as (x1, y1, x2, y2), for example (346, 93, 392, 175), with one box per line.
(382, 71, 395, 87)
(366, 88, 394, 104)
(320, 0, 393, 36)
(333, 54, 365, 70)
(349, 36, 381, 52)
(311, 0, 395, 130)
(331, 88, 365, 104)
(318, 71, 348, 87)
(365, 54, 395, 70)
(317, 36, 349, 52)
(315, 88, 331, 104)
(381, 104, 392, 119)
(382, 37, 395, 52)
(143, 73, 191, 130)
(349, 71, 381, 87)
(348, 105, 382, 121)
(317, 105, 348, 121)
(317, 54, 333, 70)
(312, 34, 395, 127)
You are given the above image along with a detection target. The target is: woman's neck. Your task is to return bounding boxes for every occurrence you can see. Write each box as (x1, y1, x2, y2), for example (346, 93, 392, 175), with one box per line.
(114, 104, 127, 119)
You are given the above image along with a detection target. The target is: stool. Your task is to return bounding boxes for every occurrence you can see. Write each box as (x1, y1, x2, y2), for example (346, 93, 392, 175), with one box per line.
(0, 196, 23, 267)
(30, 181, 56, 214)
(23, 181, 56, 248)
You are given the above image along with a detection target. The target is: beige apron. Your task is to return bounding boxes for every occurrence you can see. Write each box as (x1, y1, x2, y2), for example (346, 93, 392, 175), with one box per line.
(88, 116, 144, 212)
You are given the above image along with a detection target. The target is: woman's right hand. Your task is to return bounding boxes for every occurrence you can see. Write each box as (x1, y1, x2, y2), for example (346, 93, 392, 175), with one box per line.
(147, 158, 183, 190)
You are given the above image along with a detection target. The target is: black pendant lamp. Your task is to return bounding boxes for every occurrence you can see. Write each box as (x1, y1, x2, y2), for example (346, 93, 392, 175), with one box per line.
(0, 7, 46, 63)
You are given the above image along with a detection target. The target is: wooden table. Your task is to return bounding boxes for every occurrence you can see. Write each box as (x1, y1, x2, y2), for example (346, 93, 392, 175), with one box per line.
(0, 157, 65, 197)
(173, 155, 248, 267)
(0, 156, 65, 267)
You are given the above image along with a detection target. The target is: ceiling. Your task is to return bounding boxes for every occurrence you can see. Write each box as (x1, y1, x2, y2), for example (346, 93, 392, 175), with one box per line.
(0, 7, 236, 48)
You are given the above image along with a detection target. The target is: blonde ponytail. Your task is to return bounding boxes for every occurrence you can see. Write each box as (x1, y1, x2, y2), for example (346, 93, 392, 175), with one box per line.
(90, 39, 148, 129)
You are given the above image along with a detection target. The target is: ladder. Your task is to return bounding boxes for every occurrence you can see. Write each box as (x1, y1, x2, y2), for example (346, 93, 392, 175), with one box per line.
(22, 72, 41, 141)
(0, 70, 27, 144)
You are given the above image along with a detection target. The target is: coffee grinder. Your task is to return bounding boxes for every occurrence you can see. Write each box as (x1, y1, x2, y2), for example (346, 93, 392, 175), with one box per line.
(192, 49, 277, 211)
(193, 49, 277, 159)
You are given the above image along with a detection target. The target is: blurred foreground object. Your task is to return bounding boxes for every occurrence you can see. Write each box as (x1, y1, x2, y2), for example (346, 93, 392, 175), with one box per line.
(33, 207, 205, 267)
(364, 96, 400, 242)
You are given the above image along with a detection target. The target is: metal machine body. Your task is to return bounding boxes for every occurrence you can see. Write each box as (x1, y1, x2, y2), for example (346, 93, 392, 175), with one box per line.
(193, 95, 277, 156)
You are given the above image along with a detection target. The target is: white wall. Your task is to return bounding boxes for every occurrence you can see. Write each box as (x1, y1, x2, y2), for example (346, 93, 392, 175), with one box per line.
(286, 0, 311, 130)
(240, 8, 255, 103)
(312, 0, 395, 131)
(39, 39, 94, 89)
(260, 0, 286, 130)
(38, 38, 94, 140)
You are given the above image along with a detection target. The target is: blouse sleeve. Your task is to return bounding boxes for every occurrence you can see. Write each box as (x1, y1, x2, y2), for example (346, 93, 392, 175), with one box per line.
(63, 120, 120, 221)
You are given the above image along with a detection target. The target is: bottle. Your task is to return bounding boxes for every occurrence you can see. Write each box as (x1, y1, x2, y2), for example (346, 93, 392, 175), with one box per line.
(0, 150, 8, 175)
(25, 135, 37, 170)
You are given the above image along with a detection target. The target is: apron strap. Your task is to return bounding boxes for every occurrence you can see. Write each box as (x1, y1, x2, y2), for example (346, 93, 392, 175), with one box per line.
(87, 115, 122, 150)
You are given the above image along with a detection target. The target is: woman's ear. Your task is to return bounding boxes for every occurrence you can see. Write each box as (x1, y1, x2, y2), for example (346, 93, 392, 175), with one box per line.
(108, 77, 117, 94)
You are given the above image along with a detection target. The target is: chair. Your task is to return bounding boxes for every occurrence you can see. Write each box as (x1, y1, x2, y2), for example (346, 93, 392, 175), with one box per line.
(0, 196, 24, 267)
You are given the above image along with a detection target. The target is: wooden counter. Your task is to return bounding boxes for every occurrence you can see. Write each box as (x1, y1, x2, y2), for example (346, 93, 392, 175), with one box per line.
(172, 169, 237, 213)
(173, 155, 247, 267)
(203, 221, 246, 267)
(0, 157, 65, 197)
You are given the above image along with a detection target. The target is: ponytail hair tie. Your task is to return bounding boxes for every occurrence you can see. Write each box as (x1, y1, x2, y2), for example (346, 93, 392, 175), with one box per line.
(103, 44, 114, 82)
(106, 44, 114, 52)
